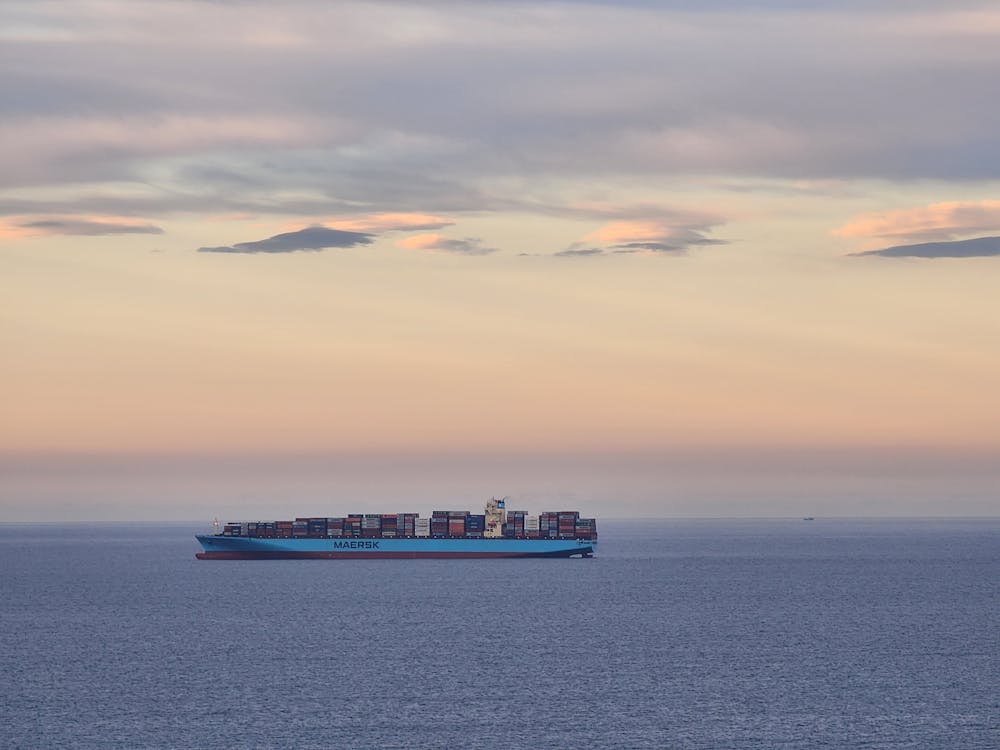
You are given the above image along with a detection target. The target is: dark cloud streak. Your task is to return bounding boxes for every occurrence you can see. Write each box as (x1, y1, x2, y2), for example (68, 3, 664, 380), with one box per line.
(612, 237, 728, 253)
(852, 236, 1000, 259)
(198, 226, 374, 254)
(20, 218, 163, 236)
(401, 235, 498, 255)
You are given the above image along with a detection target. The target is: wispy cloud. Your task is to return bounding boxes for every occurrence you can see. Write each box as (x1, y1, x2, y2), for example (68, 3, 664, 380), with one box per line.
(851, 235, 1000, 259)
(328, 213, 455, 233)
(0, 114, 334, 190)
(396, 234, 498, 255)
(834, 200, 1000, 242)
(560, 219, 727, 256)
(198, 226, 374, 254)
(1, 216, 163, 238)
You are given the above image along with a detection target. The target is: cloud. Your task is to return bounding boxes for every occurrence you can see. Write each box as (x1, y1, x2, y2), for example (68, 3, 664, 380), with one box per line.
(328, 213, 455, 233)
(554, 248, 605, 257)
(851, 235, 1000, 259)
(198, 226, 374, 254)
(5, 1, 1000, 229)
(396, 233, 498, 255)
(570, 219, 727, 256)
(2, 216, 163, 237)
(835, 200, 1000, 242)
(585, 220, 675, 245)
(0, 114, 335, 191)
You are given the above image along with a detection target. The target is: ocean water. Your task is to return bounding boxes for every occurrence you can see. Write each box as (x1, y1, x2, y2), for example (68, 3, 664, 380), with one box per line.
(1, 519, 997, 749)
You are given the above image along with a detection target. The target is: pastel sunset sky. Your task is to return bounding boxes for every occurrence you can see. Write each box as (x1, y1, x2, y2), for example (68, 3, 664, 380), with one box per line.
(3, 1, 999, 519)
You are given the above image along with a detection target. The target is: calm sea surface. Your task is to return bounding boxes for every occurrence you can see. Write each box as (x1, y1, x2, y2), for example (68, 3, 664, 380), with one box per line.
(1, 519, 997, 749)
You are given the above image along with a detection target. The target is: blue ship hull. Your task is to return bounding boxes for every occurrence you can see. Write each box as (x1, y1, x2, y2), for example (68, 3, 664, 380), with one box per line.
(196, 535, 596, 559)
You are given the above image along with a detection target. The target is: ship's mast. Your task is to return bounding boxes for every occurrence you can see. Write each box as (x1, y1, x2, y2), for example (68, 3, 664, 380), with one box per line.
(484, 496, 506, 538)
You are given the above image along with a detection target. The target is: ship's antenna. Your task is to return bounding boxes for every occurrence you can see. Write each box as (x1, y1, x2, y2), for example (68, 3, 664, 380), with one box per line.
(213, 516, 220, 534)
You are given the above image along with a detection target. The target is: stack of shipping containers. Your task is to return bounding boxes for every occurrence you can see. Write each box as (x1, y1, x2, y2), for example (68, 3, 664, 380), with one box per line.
(218, 508, 596, 540)
(465, 514, 486, 537)
(361, 514, 381, 538)
(251, 522, 276, 538)
(345, 515, 361, 538)
(525, 515, 540, 538)
(399, 513, 417, 537)
(447, 511, 467, 537)
(431, 512, 449, 538)
(506, 510, 527, 538)
(539, 512, 558, 538)
(574, 517, 595, 540)
(557, 511, 579, 538)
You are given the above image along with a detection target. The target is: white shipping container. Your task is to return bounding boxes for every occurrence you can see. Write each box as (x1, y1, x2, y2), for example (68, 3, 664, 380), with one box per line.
(525, 516, 540, 529)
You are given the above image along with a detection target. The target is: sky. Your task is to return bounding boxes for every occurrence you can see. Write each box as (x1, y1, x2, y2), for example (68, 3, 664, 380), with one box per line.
(2, 1, 999, 520)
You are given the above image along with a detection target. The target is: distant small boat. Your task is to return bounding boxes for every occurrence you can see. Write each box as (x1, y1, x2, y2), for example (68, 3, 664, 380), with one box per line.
(802, 517, 815, 521)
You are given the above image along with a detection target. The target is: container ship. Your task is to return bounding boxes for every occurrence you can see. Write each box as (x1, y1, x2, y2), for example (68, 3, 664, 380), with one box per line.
(196, 497, 597, 560)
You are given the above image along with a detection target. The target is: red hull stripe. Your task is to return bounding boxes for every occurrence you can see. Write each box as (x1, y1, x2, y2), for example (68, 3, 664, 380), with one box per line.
(196, 550, 590, 560)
